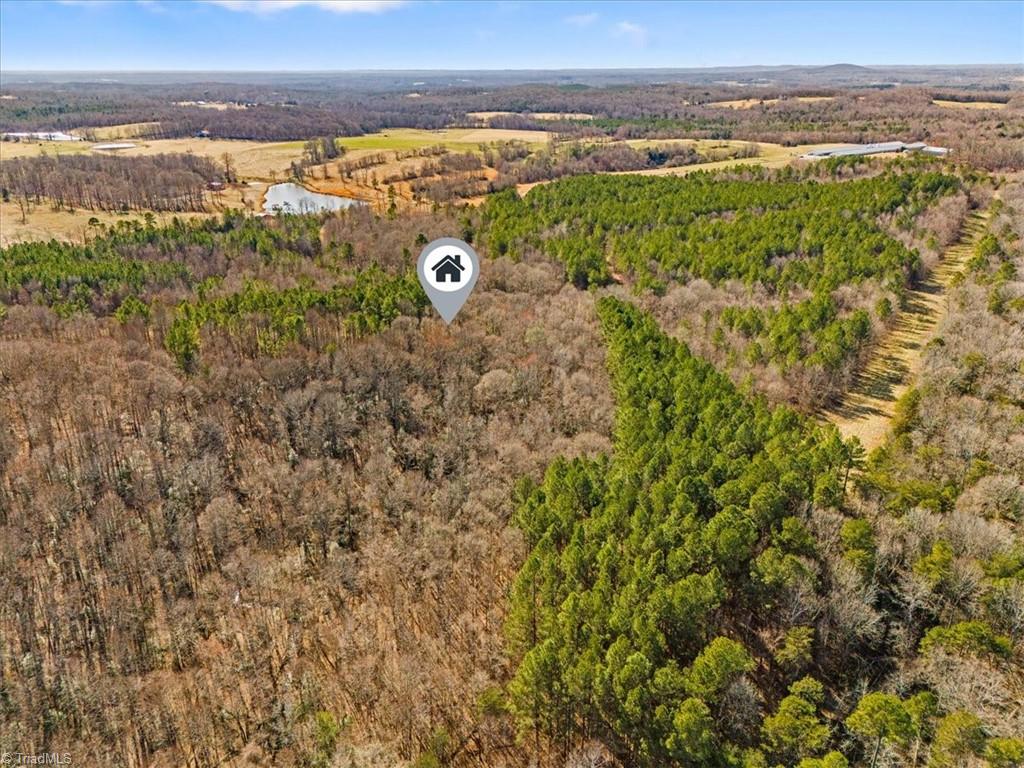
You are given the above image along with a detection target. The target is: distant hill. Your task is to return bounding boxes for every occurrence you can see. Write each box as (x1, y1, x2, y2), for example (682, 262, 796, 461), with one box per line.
(800, 63, 874, 75)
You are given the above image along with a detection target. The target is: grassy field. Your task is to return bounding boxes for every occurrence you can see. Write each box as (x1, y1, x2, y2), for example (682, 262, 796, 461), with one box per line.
(0, 129, 550, 242)
(707, 96, 834, 109)
(0, 140, 94, 160)
(1, 127, 550, 177)
(0, 182, 263, 246)
(337, 127, 550, 152)
(932, 99, 1008, 110)
(119, 138, 308, 177)
(77, 121, 162, 140)
(824, 210, 990, 449)
(707, 98, 780, 109)
(0, 200, 216, 247)
(0, 137, 307, 178)
(0, 129, 846, 244)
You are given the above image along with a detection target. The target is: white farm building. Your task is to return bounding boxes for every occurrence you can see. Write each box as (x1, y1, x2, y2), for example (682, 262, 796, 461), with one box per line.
(802, 141, 950, 159)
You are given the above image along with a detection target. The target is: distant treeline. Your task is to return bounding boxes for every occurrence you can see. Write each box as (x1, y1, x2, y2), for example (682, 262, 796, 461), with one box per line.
(0, 86, 459, 141)
(1, 82, 1020, 154)
(0, 153, 222, 212)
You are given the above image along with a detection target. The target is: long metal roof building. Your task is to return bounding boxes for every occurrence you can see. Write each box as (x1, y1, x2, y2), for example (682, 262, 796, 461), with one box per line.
(802, 141, 950, 159)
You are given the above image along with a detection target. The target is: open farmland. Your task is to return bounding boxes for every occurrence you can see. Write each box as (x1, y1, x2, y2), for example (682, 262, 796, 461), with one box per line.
(707, 97, 781, 108)
(0, 139, 94, 159)
(85, 137, 308, 178)
(75, 120, 162, 140)
(1, 135, 306, 177)
(706, 95, 837, 109)
(932, 98, 1009, 110)
(337, 126, 551, 152)
(0, 137, 301, 243)
(0, 128, 554, 243)
(0, 199, 216, 246)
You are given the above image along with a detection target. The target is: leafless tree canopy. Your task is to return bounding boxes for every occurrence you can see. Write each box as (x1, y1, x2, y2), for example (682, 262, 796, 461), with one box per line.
(1, 153, 222, 212)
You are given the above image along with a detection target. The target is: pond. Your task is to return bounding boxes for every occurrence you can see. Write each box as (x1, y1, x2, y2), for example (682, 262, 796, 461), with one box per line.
(263, 183, 364, 215)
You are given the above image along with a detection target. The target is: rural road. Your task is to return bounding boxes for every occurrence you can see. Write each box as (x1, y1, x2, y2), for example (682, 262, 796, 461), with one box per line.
(824, 208, 990, 450)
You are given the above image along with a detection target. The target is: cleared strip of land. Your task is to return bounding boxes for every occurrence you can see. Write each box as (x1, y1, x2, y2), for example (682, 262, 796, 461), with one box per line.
(707, 96, 836, 109)
(467, 110, 593, 121)
(932, 99, 1008, 110)
(823, 209, 990, 450)
(707, 98, 780, 109)
(76, 121, 162, 139)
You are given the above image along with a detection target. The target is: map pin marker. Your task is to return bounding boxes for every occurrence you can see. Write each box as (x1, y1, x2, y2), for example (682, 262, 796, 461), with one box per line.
(417, 237, 480, 324)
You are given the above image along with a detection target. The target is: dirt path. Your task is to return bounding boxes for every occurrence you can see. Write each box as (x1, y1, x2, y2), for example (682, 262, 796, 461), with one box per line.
(824, 209, 990, 450)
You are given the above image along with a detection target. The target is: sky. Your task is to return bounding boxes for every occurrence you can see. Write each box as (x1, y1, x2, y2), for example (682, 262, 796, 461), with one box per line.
(0, 0, 1021, 71)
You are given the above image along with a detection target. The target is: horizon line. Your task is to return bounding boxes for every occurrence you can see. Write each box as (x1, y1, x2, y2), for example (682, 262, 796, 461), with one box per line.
(3, 63, 1022, 74)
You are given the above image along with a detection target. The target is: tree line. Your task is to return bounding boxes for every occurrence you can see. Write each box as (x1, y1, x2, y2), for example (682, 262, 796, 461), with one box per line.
(1, 152, 222, 213)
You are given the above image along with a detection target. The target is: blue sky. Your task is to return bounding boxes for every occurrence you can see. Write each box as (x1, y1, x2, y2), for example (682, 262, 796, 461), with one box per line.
(1, 0, 1021, 71)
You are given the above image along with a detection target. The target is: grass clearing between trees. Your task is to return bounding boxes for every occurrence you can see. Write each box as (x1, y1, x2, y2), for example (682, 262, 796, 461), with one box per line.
(932, 99, 1008, 110)
(75, 121, 163, 139)
(823, 208, 991, 449)
(337, 127, 551, 152)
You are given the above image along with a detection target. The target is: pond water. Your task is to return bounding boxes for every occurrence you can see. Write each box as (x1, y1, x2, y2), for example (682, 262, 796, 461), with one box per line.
(263, 183, 363, 214)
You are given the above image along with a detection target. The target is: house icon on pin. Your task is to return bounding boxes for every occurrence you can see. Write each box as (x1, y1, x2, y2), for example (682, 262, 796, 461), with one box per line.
(431, 252, 465, 283)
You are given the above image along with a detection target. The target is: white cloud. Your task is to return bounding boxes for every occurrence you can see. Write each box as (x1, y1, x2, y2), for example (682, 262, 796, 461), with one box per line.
(564, 12, 598, 27)
(205, 0, 405, 14)
(613, 20, 647, 47)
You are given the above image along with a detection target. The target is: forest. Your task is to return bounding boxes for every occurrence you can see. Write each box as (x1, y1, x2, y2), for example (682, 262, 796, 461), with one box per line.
(0, 153, 222, 213)
(507, 296, 861, 766)
(0, 70, 1021, 766)
(481, 163, 962, 407)
(485, 140, 729, 190)
(506, 286, 1023, 767)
